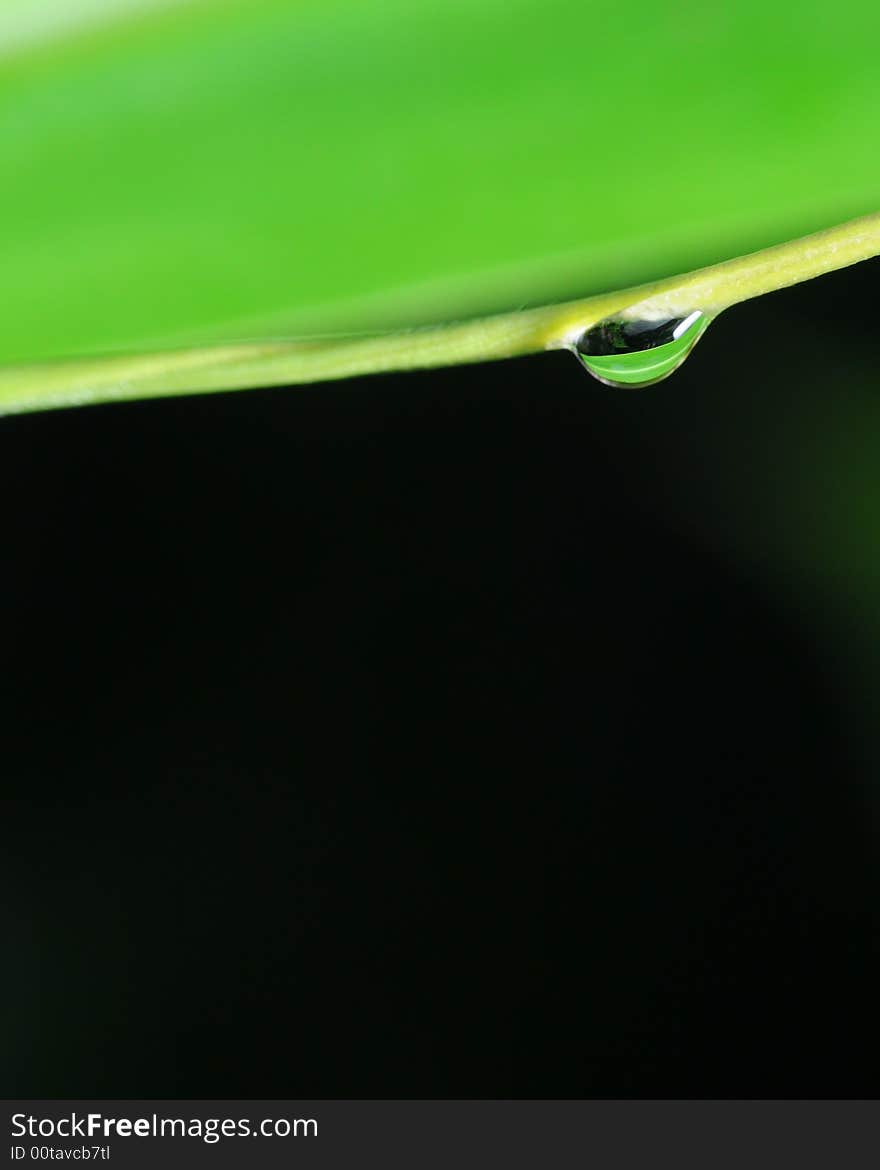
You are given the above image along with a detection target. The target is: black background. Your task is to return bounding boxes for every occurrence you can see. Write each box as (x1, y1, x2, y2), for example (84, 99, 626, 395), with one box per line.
(4, 261, 880, 1098)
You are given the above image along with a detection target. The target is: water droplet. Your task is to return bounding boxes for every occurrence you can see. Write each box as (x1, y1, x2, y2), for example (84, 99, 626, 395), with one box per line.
(574, 309, 711, 388)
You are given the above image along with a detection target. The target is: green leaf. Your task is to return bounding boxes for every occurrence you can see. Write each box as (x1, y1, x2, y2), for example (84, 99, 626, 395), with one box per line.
(2, 211, 878, 413)
(2, 0, 879, 409)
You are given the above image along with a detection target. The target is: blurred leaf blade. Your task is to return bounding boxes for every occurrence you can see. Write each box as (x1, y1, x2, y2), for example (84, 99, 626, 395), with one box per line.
(1, 0, 880, 378)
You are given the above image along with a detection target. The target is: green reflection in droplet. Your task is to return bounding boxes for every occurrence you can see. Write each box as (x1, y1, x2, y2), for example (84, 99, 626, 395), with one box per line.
(574, 309, 711, 387)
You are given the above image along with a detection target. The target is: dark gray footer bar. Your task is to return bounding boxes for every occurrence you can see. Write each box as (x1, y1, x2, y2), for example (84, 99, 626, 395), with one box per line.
(3, 1101, 878, 1169)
